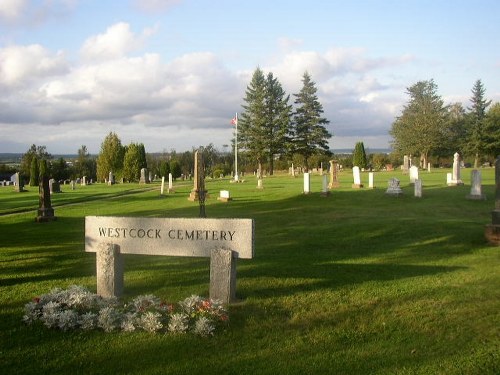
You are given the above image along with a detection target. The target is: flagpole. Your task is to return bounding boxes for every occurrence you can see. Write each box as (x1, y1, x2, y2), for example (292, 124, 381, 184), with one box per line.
(234, 113, 239, 182)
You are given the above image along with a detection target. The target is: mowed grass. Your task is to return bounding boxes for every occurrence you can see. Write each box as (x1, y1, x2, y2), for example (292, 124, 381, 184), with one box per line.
(0, 168, 499, 375)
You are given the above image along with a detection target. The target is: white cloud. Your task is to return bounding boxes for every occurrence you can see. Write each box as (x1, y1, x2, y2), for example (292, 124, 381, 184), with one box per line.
(0, 44, 68, 87)
(0, 0, 26, 21)
(80, 22, 145, 61)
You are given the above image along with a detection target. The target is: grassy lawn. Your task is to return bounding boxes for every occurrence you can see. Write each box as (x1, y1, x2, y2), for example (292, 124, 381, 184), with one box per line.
(0, 168, 499, 374)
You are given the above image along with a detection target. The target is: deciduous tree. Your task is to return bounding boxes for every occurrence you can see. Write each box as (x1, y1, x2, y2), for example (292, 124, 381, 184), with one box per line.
(96, 132, 124, 182)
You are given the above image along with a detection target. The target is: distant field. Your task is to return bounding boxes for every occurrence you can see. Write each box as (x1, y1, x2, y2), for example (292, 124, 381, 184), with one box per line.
(0, 168, 498, 374)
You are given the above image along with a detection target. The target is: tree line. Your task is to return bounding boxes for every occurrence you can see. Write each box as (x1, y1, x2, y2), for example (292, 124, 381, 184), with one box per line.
(390, 79, 499, 168)
(238, 68, 332, 174)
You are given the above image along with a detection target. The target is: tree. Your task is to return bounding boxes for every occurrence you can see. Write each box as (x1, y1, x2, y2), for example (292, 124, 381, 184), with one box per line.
(390, 79, 446, 168)
(159, 159, 170, 177)
(51, 157, 69, 181)
(291, 71, 332, 171)
(75, 145, 96, 180)
(465, 79, 492, 167)
(239, 67, 268, 176)
(123, 143, 142, 182)
(353, 142, 368, 169)
(169, 160, 181, 180)
(21, 144, 51, 179)
(29, 156, 39, 186)
(96, 132, 124, 182)
(483, 102, 500, 158)
(264, 72, 293, 174)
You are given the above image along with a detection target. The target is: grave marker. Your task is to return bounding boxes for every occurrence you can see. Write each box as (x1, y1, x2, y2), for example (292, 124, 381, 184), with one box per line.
(467, 170, 486, 200)
(414, 179, 422, 198)
(448, 152, 464, 186)
(303, 172, 311, 194)
(385, 178, 403, 196)
(409, 166, 419, 184)
(352, 166, 363, 188)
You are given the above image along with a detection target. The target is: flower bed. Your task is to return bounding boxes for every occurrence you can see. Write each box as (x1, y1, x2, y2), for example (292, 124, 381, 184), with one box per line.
(23, 285, 228, 336)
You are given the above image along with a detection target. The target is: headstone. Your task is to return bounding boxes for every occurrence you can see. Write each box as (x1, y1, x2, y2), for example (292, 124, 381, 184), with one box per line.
(85, 216, 254, 303)
(14, 172, 25, 192)
(303, 172, 311, 194)
(320, 174, 330, 197)
(446, 173, 452, 185)
(467, 170, 486, 200)
(218, 190, 232, 202)
(409, 166, 419, 184)
(385, 178, 403, 196)
(291, 163, 295, 177)
(485, 156, 500, 244)
(140, 168, 149, 184)
(403, 155, 409, 174)
(160, 176, 165, 195)
(188, 151, 200, 201)
(448, 152, 464, 186)
(414, 179, 422, 198)
(168, 173, 173, 193)
(368, 172, 374, 189)
(71, 180, 75, 190)
(149, 171, 153, 182)
(352, 166, 363, 188)
(257, 178, 263, 189)
(427, 163, 431, 173)
(82, 176, 87, 186)
(108, 171, 114, 185)
(49, 179, 61, 194)
(328, 160, 340, 189)
(36, 174, 56, 222)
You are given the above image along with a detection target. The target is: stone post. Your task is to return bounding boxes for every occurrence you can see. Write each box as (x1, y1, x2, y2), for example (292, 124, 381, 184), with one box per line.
(96, 243, 124, 298)
(160, 176, 165, 195)
(303, 172, 311, 194)
(210, 248, 236, 304)
(328, 160, 340, 189)
(168, 173, 173, 192)
(188, 151, 200, 201)
(467, 170, 486, 200)
(368, 172, 374, 189)
(414, 179, 422, 198)
(485, 156, 500, 244)
(36, 174, 56, 222)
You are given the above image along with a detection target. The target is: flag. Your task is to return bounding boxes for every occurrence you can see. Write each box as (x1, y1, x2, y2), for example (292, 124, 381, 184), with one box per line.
(230, 115, 237, 126)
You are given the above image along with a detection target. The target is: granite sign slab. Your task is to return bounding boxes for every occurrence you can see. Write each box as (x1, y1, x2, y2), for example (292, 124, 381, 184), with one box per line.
(85, 216, 254, 259)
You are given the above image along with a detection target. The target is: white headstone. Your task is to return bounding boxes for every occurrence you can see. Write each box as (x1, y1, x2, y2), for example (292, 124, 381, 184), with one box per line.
(168, 173, 173, 192)
(352, 166, 363, 188)
(218, 190, 232, 202)
(449, 152, 464, 186)
(410, 166, 419, 184)
(368, 172, 374, 189)
(160, 176, 165, 195)
(414, 179, 422, 198)
(467, 169, 486, 200)
(303, 172, 311, 194)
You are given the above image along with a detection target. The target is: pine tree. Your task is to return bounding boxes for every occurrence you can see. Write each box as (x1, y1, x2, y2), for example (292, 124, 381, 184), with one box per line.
(353, 142, 368, 169)
(29, 156, 39, 186)
(466, 79, 492, 167)
(239, 68, 268, 177)
(291, 72, 332, 171)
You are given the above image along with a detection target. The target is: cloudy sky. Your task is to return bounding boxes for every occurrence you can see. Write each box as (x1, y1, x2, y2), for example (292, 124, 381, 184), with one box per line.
(1, 0, 499, 155)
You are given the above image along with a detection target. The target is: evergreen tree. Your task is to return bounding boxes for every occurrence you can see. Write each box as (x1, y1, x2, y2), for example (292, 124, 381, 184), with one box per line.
(465, 79, 492, 167)
(390, 79, 446, 168)
(291, 72, 332, 171)
(29, 156, 39, 186)
(138, 143, 147, 169)
(353, 142, 368, 169)
(169, 160, 181, 180)
(96, 132, 124, 182)
(159, 159, 170, 177)
(264, 72, 293, 174)
(239, 67, 268, 176)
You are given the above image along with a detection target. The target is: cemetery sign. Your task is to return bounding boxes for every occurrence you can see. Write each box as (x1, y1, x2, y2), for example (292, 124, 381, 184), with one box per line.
(85, 216, 254, 303)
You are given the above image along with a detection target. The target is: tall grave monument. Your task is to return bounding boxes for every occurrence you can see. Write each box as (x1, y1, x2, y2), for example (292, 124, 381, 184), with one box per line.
(448, 152, 464, 186)
(485, 156, 500, 244)
(36, 160, 56, 222)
